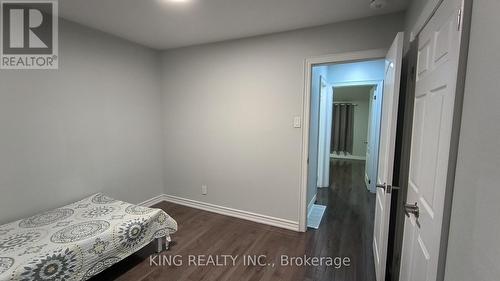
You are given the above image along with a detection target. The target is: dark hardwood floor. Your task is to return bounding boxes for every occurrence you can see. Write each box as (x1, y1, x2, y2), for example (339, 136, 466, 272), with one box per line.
(93, 159, 376, 281)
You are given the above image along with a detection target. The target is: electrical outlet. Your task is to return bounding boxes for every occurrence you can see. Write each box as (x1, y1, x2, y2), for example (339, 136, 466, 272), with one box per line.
(201, 184, 207, 195)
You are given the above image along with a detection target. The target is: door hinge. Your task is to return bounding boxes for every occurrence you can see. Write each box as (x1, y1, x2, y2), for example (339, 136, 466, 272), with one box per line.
(457, 8, 462, 31)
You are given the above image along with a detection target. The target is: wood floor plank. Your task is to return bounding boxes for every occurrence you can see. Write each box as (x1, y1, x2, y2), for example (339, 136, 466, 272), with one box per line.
(90, 159, 375, 281)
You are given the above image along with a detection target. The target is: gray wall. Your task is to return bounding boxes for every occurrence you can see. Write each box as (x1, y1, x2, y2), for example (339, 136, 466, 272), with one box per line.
(444, 0, 500, 280)
(0, 20, 164, 224)
(160, 13, 404, 221)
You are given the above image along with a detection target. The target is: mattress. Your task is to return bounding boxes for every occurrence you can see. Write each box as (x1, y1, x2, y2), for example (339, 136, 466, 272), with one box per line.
(0, 193, 177, 281)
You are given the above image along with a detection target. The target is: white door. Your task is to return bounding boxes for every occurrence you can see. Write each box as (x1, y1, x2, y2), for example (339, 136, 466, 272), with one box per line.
(317, 77, 333, 187)
(365, 83, 383, 193)
(365, 86, 376, 189)
(400, 0, 463, 280)
(373, 32, 404, 281)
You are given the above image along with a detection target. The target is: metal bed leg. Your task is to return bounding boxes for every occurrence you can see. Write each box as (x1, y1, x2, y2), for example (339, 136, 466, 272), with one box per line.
(165, 236, 171, 250)
(156, 237, 163, 253)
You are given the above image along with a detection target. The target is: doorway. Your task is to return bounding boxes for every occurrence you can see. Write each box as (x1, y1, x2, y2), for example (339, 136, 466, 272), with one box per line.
(307, 59, 386, 223)
(300, 49, 390, 232)
(300, 34, 405, 281)
(303, 57, 388, 281)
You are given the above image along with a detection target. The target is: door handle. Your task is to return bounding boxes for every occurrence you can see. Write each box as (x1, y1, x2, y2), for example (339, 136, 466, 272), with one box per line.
(404, 202, 419, 218)
(376, 183, 400, 194)
(376, 183, 388, 192)
(404, 202, 420, 227)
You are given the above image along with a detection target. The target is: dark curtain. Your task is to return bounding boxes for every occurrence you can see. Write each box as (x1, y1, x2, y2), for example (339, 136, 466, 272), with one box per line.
(331, 103, 354, 154)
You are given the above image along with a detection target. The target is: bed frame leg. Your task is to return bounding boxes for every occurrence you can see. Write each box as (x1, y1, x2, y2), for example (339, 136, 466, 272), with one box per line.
(165, 236, 171, 250)
(156, 237, 163, 253)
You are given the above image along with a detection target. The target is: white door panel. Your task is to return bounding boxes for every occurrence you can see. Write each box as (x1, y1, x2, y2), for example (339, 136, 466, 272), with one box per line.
(400, 0, 463, 280)
(373, 32, 404, 281)
(365, 87, 375, 190)
(365, 84, 383, 193)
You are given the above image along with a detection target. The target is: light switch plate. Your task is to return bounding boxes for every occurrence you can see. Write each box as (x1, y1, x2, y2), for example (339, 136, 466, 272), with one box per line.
(293, 116, 301, 128)
(201, 184, 207, 195)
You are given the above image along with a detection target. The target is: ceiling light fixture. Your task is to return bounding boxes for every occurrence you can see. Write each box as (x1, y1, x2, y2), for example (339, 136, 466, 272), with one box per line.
(370, 0, 388, 9)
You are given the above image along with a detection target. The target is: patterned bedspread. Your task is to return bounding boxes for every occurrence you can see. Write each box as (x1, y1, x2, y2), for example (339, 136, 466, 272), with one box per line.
(0, 193, 177, 281)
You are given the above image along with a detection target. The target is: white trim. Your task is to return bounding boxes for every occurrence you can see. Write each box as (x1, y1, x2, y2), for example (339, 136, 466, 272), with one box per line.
(330, 154, 366, 161)
(161, 194, 299, 231)
(138, 194, 166, 207)
(307, 193, 317, 218)
(299, 49, 387, 232)
(332, 80, 381, 88)
(304, 49, 387, 66)
(317, 76, 333, 188)
(137, 194, 299, 231)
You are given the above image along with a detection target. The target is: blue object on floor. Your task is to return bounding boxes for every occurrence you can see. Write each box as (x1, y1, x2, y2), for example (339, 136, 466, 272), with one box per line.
(307, 204, 327, 229)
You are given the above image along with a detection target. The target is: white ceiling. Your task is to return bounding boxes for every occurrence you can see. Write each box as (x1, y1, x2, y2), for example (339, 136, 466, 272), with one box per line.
(59, 0, 410, 50)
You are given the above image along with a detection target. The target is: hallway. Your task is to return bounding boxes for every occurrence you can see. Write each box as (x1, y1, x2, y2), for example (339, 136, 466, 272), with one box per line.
(310, 158, 377, 281)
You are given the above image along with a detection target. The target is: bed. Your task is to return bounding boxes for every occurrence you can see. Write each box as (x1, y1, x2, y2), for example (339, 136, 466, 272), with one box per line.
(0, 193, 177, 281)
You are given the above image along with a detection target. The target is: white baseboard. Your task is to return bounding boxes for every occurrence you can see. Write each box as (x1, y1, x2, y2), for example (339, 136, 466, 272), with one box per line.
(154, 194, 299, 231)
(307, 194, 317, 218)
(330, 154, 366, 161)
(138, 194, 166, 207)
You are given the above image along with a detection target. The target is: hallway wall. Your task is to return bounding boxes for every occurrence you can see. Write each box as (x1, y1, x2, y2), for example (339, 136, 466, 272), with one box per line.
(444, 0, 500, 280)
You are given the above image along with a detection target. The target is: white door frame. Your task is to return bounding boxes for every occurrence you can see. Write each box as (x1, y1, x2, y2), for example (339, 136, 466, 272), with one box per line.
(316, 76, 332, 188)
(299, 49, 387, 232)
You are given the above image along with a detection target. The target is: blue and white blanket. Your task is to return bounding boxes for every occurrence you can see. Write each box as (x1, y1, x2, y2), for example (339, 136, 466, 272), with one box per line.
(0, 193, 177, 281)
